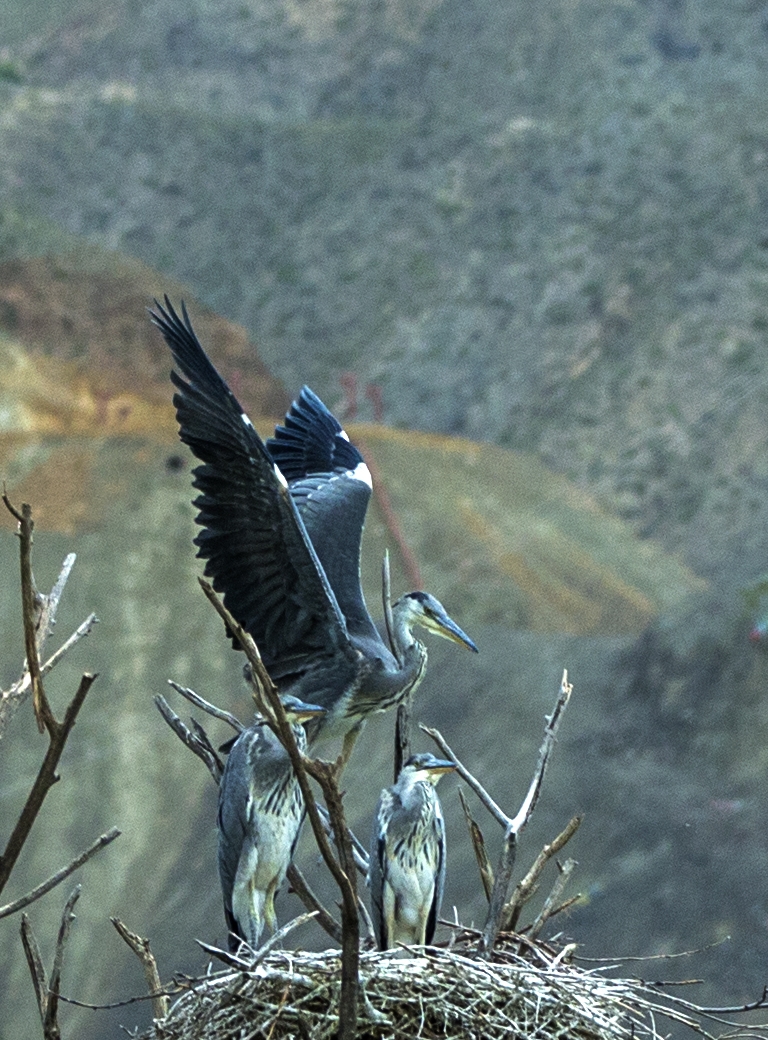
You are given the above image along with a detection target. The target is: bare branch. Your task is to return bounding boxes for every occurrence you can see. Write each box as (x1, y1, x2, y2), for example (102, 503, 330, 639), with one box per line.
(479, 671, 573, 955)
(44, 885, 81, 1038)
(528, 857, 577, 939)
(458, 787, 494, 903)
(1, 609, 97, 740)
(3, 494, 51, 733)
(167, 679, 244, 733)
(111, 917, 169, 1021)
(502, 815, 582, 932)
(0, 828, 120, 920)
(20, 913, 48, 1025)
(381, 549, 398, 663)
(421, 726, 511, 829)
(153, 694, 224, 785)
(40, 614, 98, 679)
(0, 673, 98, 899)
(510, 670, 573, 832)
(286, 866, 342, 943)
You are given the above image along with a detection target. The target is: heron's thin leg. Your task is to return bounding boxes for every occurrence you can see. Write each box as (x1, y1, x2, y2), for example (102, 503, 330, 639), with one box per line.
(340, 722, 364, 770)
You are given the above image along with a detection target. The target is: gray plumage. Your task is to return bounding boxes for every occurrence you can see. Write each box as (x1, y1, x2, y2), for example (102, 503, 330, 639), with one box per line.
(368, 753, 456, 950)
(150, 298, 478, 750)
(217, 696, 323, 951)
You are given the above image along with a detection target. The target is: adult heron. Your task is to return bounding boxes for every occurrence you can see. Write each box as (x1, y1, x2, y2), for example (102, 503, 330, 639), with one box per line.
(150, 298, 478, 755)
(217, 695, 325, 952)
(368, 752, 456, 950)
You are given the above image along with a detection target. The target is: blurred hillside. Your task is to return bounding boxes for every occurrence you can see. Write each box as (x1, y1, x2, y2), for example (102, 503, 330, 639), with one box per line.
(1, 0, 768, 590)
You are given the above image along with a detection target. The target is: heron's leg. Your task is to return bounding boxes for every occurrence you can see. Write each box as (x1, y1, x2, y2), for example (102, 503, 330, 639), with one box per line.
(340, 721, 364, 771)
(264, 884, 278, 935)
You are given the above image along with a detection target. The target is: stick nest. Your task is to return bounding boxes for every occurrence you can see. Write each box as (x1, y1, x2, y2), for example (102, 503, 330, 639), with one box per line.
(144, 938, 672, 1040)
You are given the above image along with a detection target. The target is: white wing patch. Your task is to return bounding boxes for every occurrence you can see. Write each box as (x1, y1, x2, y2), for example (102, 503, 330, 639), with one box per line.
(350, 460, 372, 488)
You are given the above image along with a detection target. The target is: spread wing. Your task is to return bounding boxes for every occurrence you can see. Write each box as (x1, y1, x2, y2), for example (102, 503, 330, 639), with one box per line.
(150, 297, 352, 677)
(268, 388, 382, 645)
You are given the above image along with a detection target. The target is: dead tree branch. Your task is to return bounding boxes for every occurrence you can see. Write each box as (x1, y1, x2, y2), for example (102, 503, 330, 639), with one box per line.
(21, 885, 81, 1040)
(3, 494, 50, 733)
(154, 693, 224, 785)
(502, 814, 582, 932)
(111, 917, 169, 1021)
(0, 828, 120, 920)
(166, 679, 243, 733)
(458, 786, 494, 903)
(528, 857, 577, 940)
(0, 673, 98, 898)
(424, 669, 573, 955)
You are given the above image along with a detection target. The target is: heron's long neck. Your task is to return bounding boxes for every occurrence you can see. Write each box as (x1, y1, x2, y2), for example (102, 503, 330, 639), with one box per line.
(391, 609, 420, 662)
(291, 722, 309, 754)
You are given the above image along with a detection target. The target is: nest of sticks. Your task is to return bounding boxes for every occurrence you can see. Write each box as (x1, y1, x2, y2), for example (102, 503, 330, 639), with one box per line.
(145, 935, 701, 1040)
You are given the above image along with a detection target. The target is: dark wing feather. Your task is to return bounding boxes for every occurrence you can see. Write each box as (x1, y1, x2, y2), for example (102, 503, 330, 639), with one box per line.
(267, 386, 362, 479)
(368, 790, 390, 950)
(425, 801, 446, 945)
(150, 297, 350, 673)
(268, 389, 381, 645)
(289, 476, 381, 644)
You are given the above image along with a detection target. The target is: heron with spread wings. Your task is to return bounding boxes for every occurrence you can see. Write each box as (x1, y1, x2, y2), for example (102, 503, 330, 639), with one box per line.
(150, 297, 477, 759)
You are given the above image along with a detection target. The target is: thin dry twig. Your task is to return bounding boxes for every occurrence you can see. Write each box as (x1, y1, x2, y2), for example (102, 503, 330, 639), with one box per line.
(39, 614, 98, 679)
(0, 673, 98, 898)
(3, 494, 50, 733)
(44, 886, 82, 1038)
(112, 917, 169, 1021)
(20, 913, 48, 1027)
(166, 679, 244, 733)
(528, 857, 577, 939)
(0, 828, 121, 920)
(154, 694, 224, 785)
(502, 814, 582, 932)
(457, 786, 494, 903)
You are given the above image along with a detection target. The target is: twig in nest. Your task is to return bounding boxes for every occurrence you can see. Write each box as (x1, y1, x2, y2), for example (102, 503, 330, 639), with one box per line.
(502, 814, 582, 932)
(198, 578, 360, 1040)
(0, 828, 120, 920)
(112, 917, 169, 1020)
(197, 911, 318, 972)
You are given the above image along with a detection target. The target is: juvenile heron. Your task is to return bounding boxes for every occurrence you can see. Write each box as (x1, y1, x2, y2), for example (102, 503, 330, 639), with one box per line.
(150, 298, 477, 753)
(368, 752, 456, 950)
(217, 695, 325, 952)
